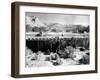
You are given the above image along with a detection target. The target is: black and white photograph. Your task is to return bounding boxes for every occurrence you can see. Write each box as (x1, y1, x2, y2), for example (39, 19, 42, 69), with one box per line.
(25, 12, 90, 67)
(11, 2, 97, 77)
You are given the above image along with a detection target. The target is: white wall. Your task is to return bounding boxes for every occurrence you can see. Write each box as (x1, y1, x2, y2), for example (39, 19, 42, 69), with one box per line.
(0, 0, 100, 80)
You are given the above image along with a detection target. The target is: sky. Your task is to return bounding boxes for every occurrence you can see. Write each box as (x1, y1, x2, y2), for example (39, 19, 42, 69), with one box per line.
(26, 12, 90, 26)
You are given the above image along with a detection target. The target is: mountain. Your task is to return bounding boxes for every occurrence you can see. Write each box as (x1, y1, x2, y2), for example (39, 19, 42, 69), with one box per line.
(26, 16, 48, 32)
(26, 16, 89, 33)
(26, 16, 46, 27)
(48, 23, 66, 32)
